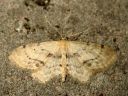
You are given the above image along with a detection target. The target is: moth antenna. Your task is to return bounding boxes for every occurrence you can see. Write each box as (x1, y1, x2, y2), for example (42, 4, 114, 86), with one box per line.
(44, 15, 65, 40)
(44, 15, 58, 32)
(61, 10, 72, 40)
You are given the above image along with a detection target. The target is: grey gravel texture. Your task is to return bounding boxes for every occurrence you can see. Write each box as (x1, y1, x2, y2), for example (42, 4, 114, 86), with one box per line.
(0, 0, 128, 96)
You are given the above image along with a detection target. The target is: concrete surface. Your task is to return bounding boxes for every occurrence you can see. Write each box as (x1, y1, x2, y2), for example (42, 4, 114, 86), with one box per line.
(0, 0, 128, 96)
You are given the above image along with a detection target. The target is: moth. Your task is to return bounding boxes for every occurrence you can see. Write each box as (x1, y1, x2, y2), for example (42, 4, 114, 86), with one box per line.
(9, 40, 117, 83)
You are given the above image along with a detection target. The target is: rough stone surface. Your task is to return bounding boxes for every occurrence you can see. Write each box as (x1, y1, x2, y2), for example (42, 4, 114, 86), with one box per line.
(0, 0, 128, 96)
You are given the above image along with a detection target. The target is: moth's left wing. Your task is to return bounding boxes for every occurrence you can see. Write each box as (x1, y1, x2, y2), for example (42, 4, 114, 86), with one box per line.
(9, 41, 59, 70)
(9, 41, 62, 83)
(32, 56, 61, 83)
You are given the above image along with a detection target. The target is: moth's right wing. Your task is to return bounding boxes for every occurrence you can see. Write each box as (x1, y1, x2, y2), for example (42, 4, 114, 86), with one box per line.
(67, 41, 117, 82)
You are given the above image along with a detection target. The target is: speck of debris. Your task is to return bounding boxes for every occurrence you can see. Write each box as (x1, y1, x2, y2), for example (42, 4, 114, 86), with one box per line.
(33, 0, 51, 9)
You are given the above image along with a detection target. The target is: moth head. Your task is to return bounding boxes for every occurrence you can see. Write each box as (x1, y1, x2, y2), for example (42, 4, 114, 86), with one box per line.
(47, 31, 83, 41)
